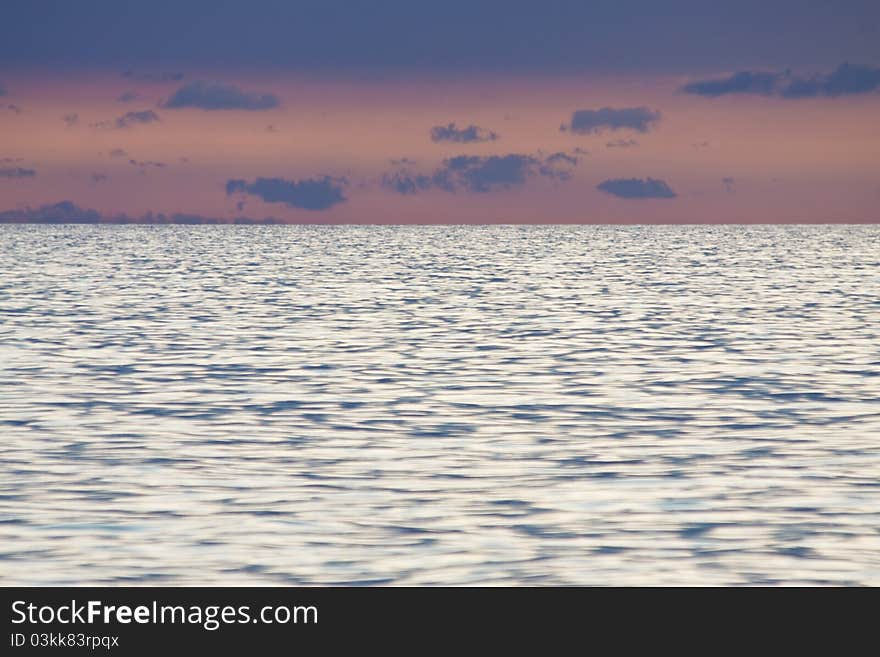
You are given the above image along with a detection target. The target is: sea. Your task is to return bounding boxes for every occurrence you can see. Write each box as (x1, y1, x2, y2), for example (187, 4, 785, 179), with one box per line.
(1, 224, 878, 585)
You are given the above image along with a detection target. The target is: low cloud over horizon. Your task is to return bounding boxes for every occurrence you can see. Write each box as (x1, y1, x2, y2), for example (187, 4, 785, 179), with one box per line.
(0, 200, 280, 225)
(0, 167, 37, 178)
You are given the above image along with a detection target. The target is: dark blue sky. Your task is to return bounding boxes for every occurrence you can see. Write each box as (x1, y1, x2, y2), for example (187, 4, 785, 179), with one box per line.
(2, 0, 878, 73)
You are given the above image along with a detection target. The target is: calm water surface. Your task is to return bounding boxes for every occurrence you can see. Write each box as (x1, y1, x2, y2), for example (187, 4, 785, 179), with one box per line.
(1, 224, 879, 585)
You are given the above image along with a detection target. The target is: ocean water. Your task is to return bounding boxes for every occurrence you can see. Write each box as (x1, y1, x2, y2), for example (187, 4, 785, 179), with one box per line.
(1, 224, 878, 585)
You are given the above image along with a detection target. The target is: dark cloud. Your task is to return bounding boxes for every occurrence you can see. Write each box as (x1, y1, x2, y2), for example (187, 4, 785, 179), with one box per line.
(383, 151, 579, 195)
(122, 70, 184, 82)
(430, 122, 499, 143)
(117, 91, 139, 102)
(0, 201, 101, 223)
(226, 176, 347, 210)
(561, 107, 661, 134)
(162, 81, 280, 111)
(681, 62, 880, 98)
(63, 113, 79, 126)
(781, 62, 880, 98)
(93, 110, 161, 129)
(0, 200, 279, 225)
(606, 139, 639, 148)
(681, 71, 781, 97)
(597, 177, 676, 199)
(0, 167, 37, 178)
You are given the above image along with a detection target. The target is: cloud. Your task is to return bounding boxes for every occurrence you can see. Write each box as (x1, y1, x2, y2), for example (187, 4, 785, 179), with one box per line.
(681, 63, 880, 98)
(597, 177, 676, 199)
(722, 177, 736, 192)
(606, 139, 639, 148)
(4, 104, 22, 114)
(382, 151, 580, 195)
(681, 71, 781, 97)
(0, 200, 281, 225)
(129, 159, 166, 169)
(122, 70, 184, 82)
(0, 167, 36, 178)
(781, 62, 880, 98)
(226, 176, 347, 210)
(93, 110, 160, 129)
(116, 110, 160, 128)
(162, 81, 280, 111)
(63, 113, 79, 127)
(0, 201, 101, 223)
(430, 122, 499, 143)
(117, 91, 139, 102)
(108, 148, 128, 158)
(561, 107, 661, 134)
(91, 173, 109, 183)
(0, 157, 23, 163)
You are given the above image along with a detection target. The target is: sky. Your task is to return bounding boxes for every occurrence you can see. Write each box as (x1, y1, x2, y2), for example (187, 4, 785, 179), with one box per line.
(1, 0, 879, 224)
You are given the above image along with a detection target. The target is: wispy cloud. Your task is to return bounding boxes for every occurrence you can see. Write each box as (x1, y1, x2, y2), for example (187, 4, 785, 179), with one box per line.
(606, 139, 639, 148)
(0, 167, 37, 178)
(430, 122, 499, 143)
(93, 110, 161, 129)
(122, 70, 184, 82)
(128, 159, 167, 171)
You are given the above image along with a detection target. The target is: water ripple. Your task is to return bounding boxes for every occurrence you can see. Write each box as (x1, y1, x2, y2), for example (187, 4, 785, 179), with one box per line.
(1, 224, 879, 585)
